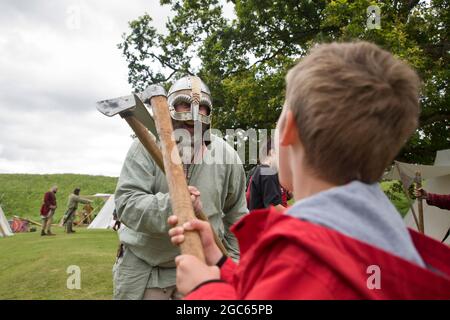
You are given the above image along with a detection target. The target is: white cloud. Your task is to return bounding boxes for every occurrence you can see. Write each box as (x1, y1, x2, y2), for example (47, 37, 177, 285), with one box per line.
(0, 0, 236, 177)
(0, 0, 174, 176)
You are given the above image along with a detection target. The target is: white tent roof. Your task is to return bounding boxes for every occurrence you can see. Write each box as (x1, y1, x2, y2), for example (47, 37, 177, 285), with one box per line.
(395, 149, 450, 244)
(0, 205, 13, 237)
(384, 161, 450, 180)
(87, 195, 116, 229)
(92, 193, 112, 199)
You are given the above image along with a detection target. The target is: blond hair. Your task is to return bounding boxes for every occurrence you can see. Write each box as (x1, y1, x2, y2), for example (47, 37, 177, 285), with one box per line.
(285, 41, 421, 184)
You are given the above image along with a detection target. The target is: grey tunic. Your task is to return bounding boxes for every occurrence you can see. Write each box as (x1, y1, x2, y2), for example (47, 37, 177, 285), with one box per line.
(113, 134, 248, 298)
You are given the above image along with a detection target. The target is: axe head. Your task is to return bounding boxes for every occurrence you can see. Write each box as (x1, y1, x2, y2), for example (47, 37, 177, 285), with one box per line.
(96, 93, 159, 139)
(133, 94, 158, 139)
(96, 95, 136, 117)
(140, 84, 167, 103)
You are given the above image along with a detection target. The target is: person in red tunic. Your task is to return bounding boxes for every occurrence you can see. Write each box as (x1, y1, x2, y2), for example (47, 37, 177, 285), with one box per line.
(415, 188, 450, 242)
(415, 188, 450, 211)
(168, 41, 450, 299)
(40, 185, 58, 236)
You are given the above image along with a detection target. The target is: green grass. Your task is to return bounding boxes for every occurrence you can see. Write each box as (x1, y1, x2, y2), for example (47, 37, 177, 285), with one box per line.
(380, 180, 412, 217)
(0, 226, 118, 300)
(0, 173, 412, 300)
(0, 174, 118, 222)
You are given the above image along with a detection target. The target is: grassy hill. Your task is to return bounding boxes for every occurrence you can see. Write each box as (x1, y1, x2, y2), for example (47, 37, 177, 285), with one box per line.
(0, 174, 119, 299)
(0, 227, 117, 299)
(0, 174, 118, 222)
(0, 173, 411, 223)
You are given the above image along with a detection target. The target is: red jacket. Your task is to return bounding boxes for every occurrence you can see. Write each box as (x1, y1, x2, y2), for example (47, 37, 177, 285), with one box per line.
(40, 191, 56, 216)
(427, 193, 450, 211)
(187, 207, 450, 300)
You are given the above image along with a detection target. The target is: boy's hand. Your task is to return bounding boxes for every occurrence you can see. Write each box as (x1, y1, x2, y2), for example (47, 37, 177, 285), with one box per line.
(175, 255, 220, 295)
(415, 188, 428, 199)
(188, 186, 203, 214)
(168, 216, 223, 266)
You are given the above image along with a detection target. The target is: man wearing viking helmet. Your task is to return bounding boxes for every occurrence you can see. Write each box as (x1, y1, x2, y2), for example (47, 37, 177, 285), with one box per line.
(113, 75, 248, 300)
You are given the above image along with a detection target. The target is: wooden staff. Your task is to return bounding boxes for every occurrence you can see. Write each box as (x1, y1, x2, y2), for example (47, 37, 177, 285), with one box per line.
(416, 171, 425, 234)
(395, 163, 420, 230)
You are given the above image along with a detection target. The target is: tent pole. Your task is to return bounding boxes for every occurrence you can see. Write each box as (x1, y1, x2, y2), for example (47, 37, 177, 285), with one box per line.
(58, 215, 65, 227)
(395, 163, 421, 230)
(0, 222, 5, 237)
(21, 217, 42, 227)
(415, 171, 425, 233)
(77, 207, 97, 227)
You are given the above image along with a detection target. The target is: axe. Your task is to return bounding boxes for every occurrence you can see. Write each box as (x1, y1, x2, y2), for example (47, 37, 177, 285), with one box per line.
(96, 87, 227, 259)
(97, 92, 165, 171)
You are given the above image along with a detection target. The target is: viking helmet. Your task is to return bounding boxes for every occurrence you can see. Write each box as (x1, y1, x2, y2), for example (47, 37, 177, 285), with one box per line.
(167, 75, 212, 125)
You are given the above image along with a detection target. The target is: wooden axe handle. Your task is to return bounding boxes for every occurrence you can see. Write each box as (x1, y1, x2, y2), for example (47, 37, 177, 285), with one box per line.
(125, 116, 166, 174)
(150, 96, 205, 262)
(125, 115, 228, 256)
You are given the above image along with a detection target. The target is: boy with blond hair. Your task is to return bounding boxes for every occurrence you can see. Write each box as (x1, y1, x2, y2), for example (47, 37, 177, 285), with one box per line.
(168, 41, 450, 299)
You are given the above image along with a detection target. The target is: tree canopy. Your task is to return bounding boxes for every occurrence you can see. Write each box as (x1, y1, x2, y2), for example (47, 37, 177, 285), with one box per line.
(119, 0, 449, 164)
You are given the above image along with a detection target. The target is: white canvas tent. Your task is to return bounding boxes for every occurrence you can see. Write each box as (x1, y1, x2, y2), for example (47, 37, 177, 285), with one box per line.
(0, 205, 14, 238)
(88, 195, 116, 229)
(385, 149, 450, 244)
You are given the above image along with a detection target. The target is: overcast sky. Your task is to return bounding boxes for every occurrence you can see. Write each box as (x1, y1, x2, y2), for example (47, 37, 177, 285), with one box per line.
(0, 0, 234, 177)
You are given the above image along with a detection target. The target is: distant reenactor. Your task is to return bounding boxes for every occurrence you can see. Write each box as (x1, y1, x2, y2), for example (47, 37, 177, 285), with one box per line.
(63, 188, 92, 233)
(40, 185, 58, 236)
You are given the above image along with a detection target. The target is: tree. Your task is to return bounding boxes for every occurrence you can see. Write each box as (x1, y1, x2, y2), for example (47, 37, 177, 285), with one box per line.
(118, 0, 449, 164)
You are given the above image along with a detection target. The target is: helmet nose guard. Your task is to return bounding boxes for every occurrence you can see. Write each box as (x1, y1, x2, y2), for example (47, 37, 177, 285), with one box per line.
(167, 75, 212, 125)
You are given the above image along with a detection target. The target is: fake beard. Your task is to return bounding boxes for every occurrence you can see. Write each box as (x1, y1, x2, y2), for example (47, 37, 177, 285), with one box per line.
(172, 120, 206, 164)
